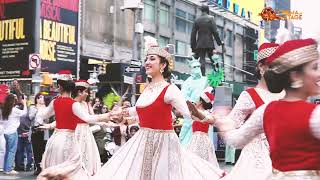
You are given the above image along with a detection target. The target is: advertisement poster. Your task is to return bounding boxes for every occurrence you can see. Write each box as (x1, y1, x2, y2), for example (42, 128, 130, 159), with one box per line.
(0, 0, 35, 78)
(40, 0, 79, 76)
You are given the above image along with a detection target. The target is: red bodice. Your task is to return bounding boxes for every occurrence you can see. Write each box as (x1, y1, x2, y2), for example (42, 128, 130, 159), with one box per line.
(246, 88, 264, 108)
(264, 101, 320, 171)
(244, 88, 265, 121)
(192, 121, 209, 133)
(136, 85, 173, 130)
(53, 97, 85, 130)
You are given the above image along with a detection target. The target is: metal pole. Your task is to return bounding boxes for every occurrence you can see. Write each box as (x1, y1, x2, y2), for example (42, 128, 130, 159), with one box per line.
(32, 0, 41, 94)
(131, 9, 137, 105)
(76, 0, 82, 80)
(221, 61, 254, 76)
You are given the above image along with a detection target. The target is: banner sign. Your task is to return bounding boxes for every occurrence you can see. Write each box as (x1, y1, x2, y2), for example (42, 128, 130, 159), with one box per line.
(40, 0, 79, 75)
(0, 0, 35, 78)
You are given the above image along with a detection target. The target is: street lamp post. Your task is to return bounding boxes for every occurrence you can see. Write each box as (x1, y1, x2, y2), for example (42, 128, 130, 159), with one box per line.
(121, 0, 143, 105)
(32, 0, 41, 94)
(131, 9, 138, 105)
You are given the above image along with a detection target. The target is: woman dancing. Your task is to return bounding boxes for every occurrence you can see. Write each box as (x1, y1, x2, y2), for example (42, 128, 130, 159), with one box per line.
(216, 38, 320, 180)
(186, 88, 219, 167)
(93, 45, 225, 180)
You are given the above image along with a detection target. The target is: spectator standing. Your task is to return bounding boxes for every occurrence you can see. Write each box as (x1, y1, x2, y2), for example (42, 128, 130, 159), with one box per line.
(1, 94, 27, 175)
(29, 93, 50, 175)
(15, 95, 33, 172)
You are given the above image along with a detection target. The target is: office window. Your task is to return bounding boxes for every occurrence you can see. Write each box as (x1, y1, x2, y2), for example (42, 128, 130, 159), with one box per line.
(176, 40, 187, 55)
(159, 36, 170, 48)
(176, 9, 187, 18)
(175, 56, 184, 62)
(160, 3, 170, 27)
(226, 30, 233, 47)
(187, 14, 195, 33)
(217, 26, 224, 41)
(144, 0, 156, 23)
(176, 9, 187, 32)
(176, 9, 195, 33)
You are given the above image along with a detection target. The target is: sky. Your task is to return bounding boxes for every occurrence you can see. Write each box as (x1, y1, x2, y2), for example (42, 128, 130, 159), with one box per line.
(291, 0, 320, 39)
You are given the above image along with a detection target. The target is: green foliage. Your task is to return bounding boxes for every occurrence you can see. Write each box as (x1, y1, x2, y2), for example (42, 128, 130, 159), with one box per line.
(103, 93, 121, 109)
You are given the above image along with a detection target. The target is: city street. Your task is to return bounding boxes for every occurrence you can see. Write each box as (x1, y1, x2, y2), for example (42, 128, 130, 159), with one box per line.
(0, 163, 234, 179)
(0, 171, 34, 180)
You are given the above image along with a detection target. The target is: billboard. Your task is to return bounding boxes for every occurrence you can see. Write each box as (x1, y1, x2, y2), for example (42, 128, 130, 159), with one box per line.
(0, 0, 35, 78)
(40, 0, 79, 76)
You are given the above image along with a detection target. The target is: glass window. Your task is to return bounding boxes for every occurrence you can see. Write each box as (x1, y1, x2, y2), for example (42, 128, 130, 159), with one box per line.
(217, 26, 224, 40)
(176, 40, 187, 55)
(144, 0, 156, 23)
(188, 14, 195, 21)
(187, 14, 195, 33)
(175, 56, 184, 63)
(176, 18, 187, 32)
(159, 36, 170, 48)
(176, 9, 186, 18)
(187, 23, 194, 34)
(176, 9, 195, 33)
(160, 3, 169, 27)
(226, 30, 233, 47)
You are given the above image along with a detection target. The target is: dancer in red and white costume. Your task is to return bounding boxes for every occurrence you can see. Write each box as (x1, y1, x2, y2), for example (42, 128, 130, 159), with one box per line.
(73, 80, 101, 175)
(93, 45, 225, 180)
(37, 71, 111, 179)
(216, 38, 320, 180)
(187, 88, 219, 167)
(215, 43, 284, 180)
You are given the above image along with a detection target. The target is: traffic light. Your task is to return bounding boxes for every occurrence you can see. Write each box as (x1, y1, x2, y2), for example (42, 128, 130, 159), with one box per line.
(42, 73, 53, 86)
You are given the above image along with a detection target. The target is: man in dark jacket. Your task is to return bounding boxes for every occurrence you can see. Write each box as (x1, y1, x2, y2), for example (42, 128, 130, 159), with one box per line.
(15, 98, 33, 172)
(191, 5, 223, 75)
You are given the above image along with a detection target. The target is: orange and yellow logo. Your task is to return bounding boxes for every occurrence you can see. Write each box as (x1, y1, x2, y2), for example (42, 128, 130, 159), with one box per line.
(259, 7, 302, 21)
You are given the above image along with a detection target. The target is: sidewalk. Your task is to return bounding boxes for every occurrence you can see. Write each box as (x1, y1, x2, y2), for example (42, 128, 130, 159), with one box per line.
(0, 171, 35, 180)
(0, 163, 234, 180)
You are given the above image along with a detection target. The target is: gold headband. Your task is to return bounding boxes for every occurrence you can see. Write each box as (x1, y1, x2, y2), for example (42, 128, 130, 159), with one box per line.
(147, 46, 174, 71)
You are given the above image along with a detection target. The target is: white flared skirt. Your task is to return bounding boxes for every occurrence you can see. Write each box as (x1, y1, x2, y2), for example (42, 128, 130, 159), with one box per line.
(187, 131, 219, 167)
(75, 124, 101, 175)
(94, 127, 225, 180)
(222, 134, 272, 180)
(40, 125, 101, 179)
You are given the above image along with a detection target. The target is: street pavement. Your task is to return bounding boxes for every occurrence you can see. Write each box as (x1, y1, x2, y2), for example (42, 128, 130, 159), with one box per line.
(0, 171, 35, 180)
(1, 162, 234, 179)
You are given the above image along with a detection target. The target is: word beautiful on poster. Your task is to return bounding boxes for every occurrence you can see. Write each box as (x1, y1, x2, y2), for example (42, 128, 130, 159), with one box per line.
(40, 0, 78, 63)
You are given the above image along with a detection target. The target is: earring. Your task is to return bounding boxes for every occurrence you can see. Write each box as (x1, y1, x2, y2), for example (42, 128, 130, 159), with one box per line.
(291, 80, 303, 88)
(260, 70, 265, 76)
(160, 69, 164, 73)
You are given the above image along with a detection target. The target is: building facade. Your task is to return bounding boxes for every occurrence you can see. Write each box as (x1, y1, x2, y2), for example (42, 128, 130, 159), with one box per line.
(264, 0, 291, 41)
(79, 0, 264, 96)
(141, 0, 263, 94)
